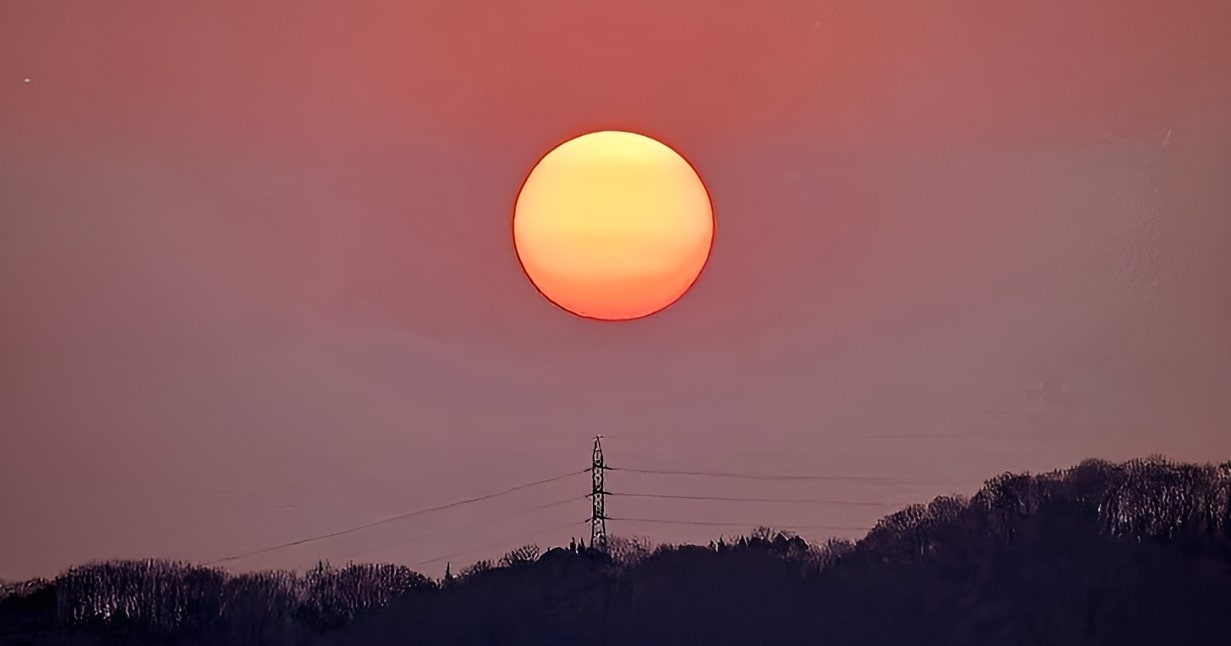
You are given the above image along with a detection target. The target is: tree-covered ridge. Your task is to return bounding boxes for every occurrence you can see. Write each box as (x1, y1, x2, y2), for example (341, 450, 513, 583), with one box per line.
(3, 455, 1230, 645)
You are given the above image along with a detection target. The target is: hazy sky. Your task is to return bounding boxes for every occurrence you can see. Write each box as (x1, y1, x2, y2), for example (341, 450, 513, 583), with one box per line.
(3, 0, 1230, 581)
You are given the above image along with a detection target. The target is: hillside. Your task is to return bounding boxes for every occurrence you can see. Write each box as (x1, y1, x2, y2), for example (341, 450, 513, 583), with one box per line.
(3, 456, 1230, 645)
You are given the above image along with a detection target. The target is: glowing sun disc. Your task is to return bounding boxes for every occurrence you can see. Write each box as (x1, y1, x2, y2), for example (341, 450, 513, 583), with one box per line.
(512, 130, 714, 321)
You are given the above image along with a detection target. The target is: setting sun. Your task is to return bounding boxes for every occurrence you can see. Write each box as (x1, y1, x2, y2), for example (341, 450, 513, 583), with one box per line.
(513, 130, 714, 321)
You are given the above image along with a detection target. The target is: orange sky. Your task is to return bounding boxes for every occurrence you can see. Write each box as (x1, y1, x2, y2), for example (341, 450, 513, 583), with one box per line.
(2, 0, 1230, 581)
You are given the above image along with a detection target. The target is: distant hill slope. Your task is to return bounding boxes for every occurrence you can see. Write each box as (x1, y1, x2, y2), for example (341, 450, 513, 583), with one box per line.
(3, 455, 1229, 645)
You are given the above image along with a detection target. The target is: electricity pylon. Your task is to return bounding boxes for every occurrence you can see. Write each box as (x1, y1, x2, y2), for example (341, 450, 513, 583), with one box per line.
(590, 435, 608, 551)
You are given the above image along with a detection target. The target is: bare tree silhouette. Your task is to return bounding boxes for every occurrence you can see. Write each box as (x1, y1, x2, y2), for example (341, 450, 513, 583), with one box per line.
(3, 456, 1231, 645)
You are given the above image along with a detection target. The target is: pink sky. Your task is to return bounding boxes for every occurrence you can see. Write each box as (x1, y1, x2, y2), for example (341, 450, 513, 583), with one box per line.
(2, 0, 1230, 581)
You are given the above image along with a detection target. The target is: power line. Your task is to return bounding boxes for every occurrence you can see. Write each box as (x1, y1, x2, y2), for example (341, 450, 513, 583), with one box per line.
(202, 439, 941, 571)
(607, 516, 871, 532)
(607, 464, 931, 485)
(346, 495, 589, 560)
(207, 468, 590, 565)
(410, 519, 590, 568)
(607, 491, 904, 507)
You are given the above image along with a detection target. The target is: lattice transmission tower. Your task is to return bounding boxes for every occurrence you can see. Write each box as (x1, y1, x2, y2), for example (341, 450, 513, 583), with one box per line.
(589, 435, 608, 551)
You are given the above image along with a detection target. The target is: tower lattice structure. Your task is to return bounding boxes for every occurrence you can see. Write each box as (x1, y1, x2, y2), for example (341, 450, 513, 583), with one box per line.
(589, 435, 608, 551)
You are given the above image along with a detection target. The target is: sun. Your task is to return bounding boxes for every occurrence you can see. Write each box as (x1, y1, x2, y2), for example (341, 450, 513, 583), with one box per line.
(512, 130, 714, 321)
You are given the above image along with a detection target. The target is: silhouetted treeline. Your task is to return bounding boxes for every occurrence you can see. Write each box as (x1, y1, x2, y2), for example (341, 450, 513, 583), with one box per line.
(3, 455, 1230, 645)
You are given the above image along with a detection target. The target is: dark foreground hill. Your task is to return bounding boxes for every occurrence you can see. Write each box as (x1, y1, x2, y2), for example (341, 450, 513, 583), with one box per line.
(3, 456, 1230, 645)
